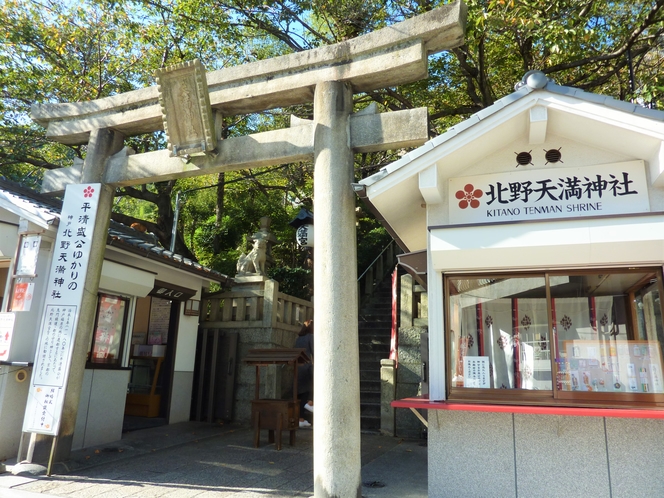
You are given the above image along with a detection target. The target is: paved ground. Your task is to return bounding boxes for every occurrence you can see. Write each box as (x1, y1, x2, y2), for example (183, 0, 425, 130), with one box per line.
(0, 422, 428, 497)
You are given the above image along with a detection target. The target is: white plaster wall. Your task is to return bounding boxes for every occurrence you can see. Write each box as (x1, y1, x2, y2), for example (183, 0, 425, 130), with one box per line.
(175, 297, 203, 373)
(0, 218, 19, 256)
(0, 365, 31, 461)
(428, 412, 664, 498)
(169, 371, 194, 423)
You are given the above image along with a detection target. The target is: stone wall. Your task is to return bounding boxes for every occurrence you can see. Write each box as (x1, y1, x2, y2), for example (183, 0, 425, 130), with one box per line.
(387, 273, 428, 438)
(199, 277, 313, 424)
(429, 410, 664, 497)
(233, 326, 299, 423)
(395, 326, 427, 438)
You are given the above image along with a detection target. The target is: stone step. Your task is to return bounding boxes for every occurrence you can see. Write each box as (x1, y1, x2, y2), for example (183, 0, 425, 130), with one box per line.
(358, 336, 390, 347)
(357, 305, 392, 321)
(361, 378, 380, 390)
(358, 320, 392, 328)
(361, 303, 392, 312)
(360, 351, 387, 361)
(358, 326, 391, 334)
(360, 390, 381, 403)
(358, 332, 391, 341)
(360, 414, 381, 431)
(360, 363, 386, 373)
(360, 369, 380, 381)
(358, 269, 397, 435)
(361, 402, 380, 418)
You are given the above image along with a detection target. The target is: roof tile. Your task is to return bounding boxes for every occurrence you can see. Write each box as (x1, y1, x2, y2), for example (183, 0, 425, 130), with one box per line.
(0, 178, 227, 283)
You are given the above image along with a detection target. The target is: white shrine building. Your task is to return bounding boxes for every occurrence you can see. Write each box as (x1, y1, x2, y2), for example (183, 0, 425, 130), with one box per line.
(357, 71, 664, 497)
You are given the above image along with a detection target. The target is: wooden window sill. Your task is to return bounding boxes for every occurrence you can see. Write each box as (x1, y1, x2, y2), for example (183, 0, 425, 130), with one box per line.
(392, 396, 664, 419)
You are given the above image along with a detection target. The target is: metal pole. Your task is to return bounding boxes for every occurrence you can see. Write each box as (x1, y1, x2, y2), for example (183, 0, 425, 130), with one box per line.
(170, 191, 181, 253)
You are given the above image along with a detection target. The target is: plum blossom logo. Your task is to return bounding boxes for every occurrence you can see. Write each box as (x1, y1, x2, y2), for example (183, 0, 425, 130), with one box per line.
(455, 183, 483, 209)
(83, 186, 95, 198)
(521, 315, 532, 331)
(560, 315, 573, 331)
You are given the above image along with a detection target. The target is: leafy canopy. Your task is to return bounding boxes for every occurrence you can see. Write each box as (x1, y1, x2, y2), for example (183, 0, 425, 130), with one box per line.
(1, 0, 662, 289)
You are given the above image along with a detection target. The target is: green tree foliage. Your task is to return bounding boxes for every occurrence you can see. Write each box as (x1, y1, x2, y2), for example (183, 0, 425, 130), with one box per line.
(1, 0, 663, 290)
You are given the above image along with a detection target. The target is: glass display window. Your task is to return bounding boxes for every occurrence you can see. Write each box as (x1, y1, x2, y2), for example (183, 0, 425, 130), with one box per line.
(88, 293, 130, 367)
(446, 268, 664, 407)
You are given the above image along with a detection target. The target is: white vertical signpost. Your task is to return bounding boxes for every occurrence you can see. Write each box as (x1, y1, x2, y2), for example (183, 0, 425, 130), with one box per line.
(21, 184, 101, 468)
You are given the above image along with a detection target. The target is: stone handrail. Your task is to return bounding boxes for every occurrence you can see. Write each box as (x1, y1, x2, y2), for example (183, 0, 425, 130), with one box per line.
(201, 279, 313, 332)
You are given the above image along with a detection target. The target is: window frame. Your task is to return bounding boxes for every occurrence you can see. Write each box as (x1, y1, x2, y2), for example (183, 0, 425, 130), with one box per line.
(444, 267, 664, 409)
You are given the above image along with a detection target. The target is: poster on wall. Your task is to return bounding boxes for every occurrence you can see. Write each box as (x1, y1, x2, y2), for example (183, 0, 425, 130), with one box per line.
(0, 313, 16, 362)
(463, 356, 490, 388)
(15, 234, 41, 276)
(91, 295, 124, 361)
(10, 281, 34, 311)
(22, 184, 101, 436)
(147, 298, 171, 345)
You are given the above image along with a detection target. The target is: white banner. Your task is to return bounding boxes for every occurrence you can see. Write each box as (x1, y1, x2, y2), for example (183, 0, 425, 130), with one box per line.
(23, 184, 101, 436)
(449, 160, 649, 225)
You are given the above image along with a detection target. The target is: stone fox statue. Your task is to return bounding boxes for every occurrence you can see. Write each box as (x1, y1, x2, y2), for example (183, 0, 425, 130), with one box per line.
(236, 238, 267, 276)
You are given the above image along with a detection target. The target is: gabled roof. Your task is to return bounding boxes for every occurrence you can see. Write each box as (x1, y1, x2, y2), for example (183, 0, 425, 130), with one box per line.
(0, 177, 60, 228)
(360, 71, 664, 190)
(0, 177, 227, 284)
(356, 71, 664, 254)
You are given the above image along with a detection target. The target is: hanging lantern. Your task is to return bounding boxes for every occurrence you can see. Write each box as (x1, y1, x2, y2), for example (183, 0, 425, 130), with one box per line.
(296, 224, 314, 247)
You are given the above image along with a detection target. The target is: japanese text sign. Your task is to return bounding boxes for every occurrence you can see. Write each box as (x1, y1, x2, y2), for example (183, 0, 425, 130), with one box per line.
(463, 356, 490, 388)
(23, 184, 101, 436)
(449, 161, 649, 225)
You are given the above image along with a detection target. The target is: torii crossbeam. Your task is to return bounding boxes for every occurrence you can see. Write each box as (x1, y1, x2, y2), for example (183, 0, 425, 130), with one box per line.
(33, 3, 466, 496)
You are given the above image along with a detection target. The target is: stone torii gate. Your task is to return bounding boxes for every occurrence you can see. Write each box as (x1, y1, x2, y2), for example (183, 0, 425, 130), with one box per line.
(34, 3, 465, 496)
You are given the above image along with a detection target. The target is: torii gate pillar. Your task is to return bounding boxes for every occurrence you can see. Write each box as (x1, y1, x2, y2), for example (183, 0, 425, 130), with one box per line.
(313, 81, 361, 497)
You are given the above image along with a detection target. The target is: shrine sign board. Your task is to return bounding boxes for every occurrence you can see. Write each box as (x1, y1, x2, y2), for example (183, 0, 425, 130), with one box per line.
(449, 160, 649, 225)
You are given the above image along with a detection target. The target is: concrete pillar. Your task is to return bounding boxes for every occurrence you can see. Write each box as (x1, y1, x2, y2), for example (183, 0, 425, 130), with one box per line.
(56, 128, 123, 460)
(313, 81, 361, 498)
(400, 273, 414, 328)
(380, 358, 396, 436)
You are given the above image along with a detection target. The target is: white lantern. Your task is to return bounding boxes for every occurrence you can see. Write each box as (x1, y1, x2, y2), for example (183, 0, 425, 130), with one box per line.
(296, 224, 314, 247)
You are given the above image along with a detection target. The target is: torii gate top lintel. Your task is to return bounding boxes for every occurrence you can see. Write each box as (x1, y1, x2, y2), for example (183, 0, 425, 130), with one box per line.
(31, 2, 466, 145)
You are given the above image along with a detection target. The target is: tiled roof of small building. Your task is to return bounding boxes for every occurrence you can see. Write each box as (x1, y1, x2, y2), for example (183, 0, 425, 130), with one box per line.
(0, 177, 227, 283)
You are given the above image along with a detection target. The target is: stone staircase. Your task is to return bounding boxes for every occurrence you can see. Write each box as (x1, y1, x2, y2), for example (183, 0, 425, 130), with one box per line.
(358, 277, 394, 432)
